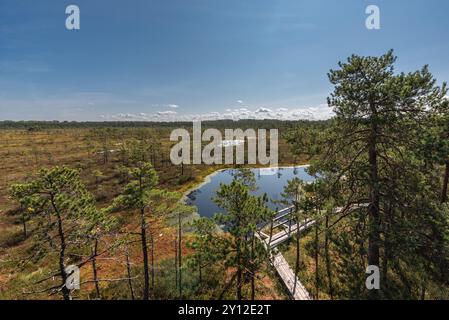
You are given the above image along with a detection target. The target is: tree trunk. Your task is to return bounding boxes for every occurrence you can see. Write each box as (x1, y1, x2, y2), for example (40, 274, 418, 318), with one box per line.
(236, 238, 243, 300)
(125, 248, 135, 300)
(293, 216, 300, 295)
(250, 234, 256, 300)
(91, 239, 101, 299)
(367, 115, 381, 300)
(53, 204, 72, 300)
(51, 197, 70, 301)
(150, 232, 155, 292)
(174, 239, 178, 290)
(140, 208, 150, 300)
(324, 215, 334, 299)
(288, 214, 293, 235)
(315, 223, 319, 300)
(103, 144, 108, 164)
(178, 213, 183, 299)
(382, 204, 393, 297)
(441, 161, 449, 203)
(47, 211, 55, 249)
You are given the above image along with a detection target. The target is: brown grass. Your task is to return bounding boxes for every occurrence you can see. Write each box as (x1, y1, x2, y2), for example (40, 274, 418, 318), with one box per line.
(0, 127, 299, 300)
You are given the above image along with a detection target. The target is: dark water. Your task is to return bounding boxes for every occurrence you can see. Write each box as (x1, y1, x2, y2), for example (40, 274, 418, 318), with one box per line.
(186, 167, 315, 218)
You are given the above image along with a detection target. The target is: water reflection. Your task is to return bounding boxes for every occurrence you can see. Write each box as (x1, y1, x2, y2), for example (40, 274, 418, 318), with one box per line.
(186, 166, 315, 218)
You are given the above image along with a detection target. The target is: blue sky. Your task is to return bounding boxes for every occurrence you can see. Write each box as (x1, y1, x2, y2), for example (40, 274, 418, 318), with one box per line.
(0, 0, 448, 121)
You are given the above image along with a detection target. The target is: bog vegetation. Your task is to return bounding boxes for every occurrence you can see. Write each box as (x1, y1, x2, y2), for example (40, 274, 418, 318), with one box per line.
(0, 51, 448, 300)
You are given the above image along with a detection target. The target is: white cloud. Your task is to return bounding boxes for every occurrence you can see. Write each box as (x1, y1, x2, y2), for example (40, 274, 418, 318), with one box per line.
(103, 104, 334, 122)
(157, 110, 177, 116)
(237, 100, 243, 104)
(166, 104, 179, 108)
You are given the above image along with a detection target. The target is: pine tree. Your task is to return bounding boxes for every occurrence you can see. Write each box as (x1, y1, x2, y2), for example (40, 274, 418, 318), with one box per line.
(109, 162, 193, 299)
(187, 217, 225, 290)
(308, 50, 449, 299)
(10, 166, 103, 300)
(214, 177, 271, 300)
(281, 178, 305, 295)
(109, 162, 159, 300)
(165, 194, 196, 299)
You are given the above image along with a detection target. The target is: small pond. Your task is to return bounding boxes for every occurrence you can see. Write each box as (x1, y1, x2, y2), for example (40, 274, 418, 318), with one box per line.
(186, 166, 315, 218)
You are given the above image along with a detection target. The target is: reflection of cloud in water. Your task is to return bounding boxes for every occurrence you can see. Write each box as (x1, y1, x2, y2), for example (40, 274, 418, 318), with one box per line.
(188, 166, 315, 218)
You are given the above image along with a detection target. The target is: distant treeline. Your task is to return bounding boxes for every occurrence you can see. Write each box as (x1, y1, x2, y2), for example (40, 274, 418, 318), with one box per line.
(0, 119, 332, 130)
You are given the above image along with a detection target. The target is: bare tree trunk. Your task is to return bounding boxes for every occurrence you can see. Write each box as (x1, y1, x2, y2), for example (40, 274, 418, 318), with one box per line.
(250, 234, 256, 300)
(150, 232, 155, 293)
(293, 216, 300, 295)
(315, 223, 319, 300)
(102, 133, 109, 164)
(288, 214, 292, 236)
(174, 239, 178, 291)
(178, 212, 183, 299)
(51, 197, 70, 300)
(140, 208, 150, 300)
(325, 215, 334, 299)
(236, 238, 243, 300)
(91, 239, 101, 299)
(125, 248, 135, 300)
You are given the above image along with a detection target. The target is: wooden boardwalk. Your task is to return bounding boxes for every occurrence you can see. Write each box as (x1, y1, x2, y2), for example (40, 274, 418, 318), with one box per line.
(255, 208, 316, 300)
(256, 203, 369, 300)
(272, 251, 311, 300)
(258, 218, 316, 248)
